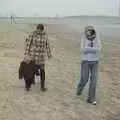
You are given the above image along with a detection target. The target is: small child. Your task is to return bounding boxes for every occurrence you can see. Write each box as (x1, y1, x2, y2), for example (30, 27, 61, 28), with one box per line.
(18, 56, 38, 91)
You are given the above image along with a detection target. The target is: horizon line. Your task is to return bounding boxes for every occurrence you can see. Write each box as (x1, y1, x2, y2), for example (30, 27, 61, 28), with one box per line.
(0, 15, 120, 18)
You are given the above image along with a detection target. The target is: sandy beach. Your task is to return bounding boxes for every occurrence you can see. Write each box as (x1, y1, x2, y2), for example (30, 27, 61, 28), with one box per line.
(0, 23, 120, 120)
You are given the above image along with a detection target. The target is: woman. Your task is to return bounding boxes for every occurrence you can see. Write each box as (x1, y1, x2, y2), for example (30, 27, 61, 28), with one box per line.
(76, 26, 101, 105)
(24, 24, 52, 92)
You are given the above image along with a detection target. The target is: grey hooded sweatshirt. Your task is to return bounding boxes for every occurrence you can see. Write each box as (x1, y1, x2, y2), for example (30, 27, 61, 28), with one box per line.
(81, 30, 101, 61)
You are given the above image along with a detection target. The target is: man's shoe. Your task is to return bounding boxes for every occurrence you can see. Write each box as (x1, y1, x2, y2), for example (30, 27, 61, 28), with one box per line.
(25, 87, 30, 92)
(41, 88, 47, 92)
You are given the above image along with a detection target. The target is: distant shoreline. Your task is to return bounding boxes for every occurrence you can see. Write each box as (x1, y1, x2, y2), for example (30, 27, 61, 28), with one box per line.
(1, 16, 120, 26)
(0, 15, 120, 19)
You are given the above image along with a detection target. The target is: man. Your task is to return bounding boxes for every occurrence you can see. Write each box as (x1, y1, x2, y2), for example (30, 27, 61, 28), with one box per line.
(24, 24, 52, 92)
(76, 26, 101, 105)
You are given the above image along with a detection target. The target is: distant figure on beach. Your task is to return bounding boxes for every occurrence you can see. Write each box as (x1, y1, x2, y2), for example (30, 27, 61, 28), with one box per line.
(76, 26, 101, 105)
(11, 16, 16, 24)
(24, 24, 52, 92)
(11, 16, 13, 24)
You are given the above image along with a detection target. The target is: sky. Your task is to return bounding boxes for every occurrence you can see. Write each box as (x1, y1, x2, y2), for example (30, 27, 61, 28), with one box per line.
(0, 0, 119, 17)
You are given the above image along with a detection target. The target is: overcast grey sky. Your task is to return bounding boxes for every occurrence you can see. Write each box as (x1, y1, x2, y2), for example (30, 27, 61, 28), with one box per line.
(0, 0, 119, 17)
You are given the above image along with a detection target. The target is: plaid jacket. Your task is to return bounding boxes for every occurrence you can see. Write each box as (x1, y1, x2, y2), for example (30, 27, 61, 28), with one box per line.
(24, 30, 52, 65)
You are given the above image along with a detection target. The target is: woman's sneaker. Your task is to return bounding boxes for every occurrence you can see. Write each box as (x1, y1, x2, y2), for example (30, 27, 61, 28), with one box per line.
(76, 91, 82, 96)
(91, 101, 97, 105)
(87, 99, 97, 105)
(76, 88, 82, 96)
